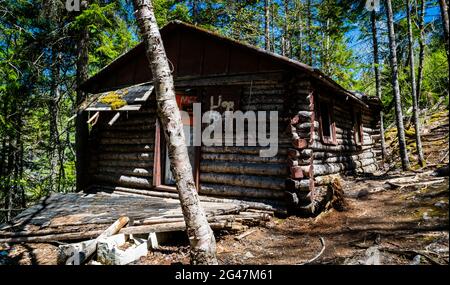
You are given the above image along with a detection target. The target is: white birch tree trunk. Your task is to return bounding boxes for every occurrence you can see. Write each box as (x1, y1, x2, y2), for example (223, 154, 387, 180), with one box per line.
(132, 0, 218, 265)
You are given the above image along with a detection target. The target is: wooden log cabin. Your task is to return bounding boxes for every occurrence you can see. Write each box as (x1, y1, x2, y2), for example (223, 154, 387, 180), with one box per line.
(79, 21, 382, 214)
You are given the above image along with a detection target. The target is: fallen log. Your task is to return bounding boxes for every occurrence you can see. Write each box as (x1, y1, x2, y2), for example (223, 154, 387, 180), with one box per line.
(95, 166, 152, 178)
(234, 229, 257, 241)
(57, 216, 129, 265)
(94, 174, 153, 189)
(385, 178, 446, 189)
(92, 185, 286, 213)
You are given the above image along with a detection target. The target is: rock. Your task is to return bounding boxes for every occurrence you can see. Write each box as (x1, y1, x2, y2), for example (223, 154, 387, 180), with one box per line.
(422, 212, 431, 220)
(244, 251, 254, 259)
(364, 246, 381, 265)
(357, 189, 369, 199)
(434, 201, 448, 209)
(431, 165, 449, 177)
(409, 255, 421, 265)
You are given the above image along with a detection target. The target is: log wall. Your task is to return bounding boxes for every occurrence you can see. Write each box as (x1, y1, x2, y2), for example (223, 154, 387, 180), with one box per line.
(197, 75, 293, 202)
(85, 72, 381, 211)
(87, 102, 157, 190)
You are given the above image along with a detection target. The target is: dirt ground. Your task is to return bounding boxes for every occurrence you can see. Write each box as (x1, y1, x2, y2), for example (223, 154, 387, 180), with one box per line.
(138, 171, 449, 265)
(1, 170, 448, 265)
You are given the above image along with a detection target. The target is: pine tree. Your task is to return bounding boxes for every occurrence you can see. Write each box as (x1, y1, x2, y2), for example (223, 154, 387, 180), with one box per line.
(385, 0, 410, 170)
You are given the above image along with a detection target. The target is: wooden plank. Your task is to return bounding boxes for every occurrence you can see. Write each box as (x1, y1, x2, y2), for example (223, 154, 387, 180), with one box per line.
(86, 105, 142, 112)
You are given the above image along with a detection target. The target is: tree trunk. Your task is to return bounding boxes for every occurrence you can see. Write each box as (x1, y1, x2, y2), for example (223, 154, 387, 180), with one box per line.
(417, 0, 426, 112)
(132, 0, 217, 265)
(192, 0, 198, 24)
(385, 0, 410, 170)
(264, 0, 270, 51)
(271, 1, 276, 52)
(406, 0, 425, 166)
(371, 10, 387, 162)
(49, 50, 61, 193)
(283, 0, 290, 57)
(438, 0, 450, 93)
(75, 2, 90, 192)
(297, 0, 303, 61)
(306, 0, 312, 66)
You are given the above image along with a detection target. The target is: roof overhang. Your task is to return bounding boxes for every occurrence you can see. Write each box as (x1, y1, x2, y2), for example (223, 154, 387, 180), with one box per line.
(79, 83, 154, 112)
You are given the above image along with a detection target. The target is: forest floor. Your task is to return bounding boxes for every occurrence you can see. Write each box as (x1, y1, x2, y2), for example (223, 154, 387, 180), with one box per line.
(2, 171, 447, 265)
(137, 172, 449, 265)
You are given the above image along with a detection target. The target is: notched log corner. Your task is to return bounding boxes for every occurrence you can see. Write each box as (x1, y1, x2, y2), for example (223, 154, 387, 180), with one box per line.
(289, 177, 347, 216)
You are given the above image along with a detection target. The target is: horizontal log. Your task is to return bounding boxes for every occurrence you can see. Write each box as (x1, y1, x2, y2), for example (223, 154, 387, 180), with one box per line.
(101, 131, 153, 139)
(296, 121, 319, 130)
(200, 161, 287, 176)
(98, 152, 153, 161)
(312, 155, 376, 165)
(0, 220, 245, 243)
(288, 158, 311, 166)
(285, 178, 310, 191)
(99, 144, 153, 153)
(113, 118, 156, 127)
(201, 153, 286, 164)
(94, 166, 152, 178)
(200, 184, 285, 199)
(106, 124, 155, 131)
(244, 104, 284, 111)
(308, 141, 375, 152)
(201, 146, 287, 155)
(200, 173, 285, 190)
(297, 111, 313, 119)
(93, 174, 152, 189)
(242, 87, 285, 95)
(307, 159, 378, 176)
(205, 137, 292, 145)
(297, 103, 312, 111)
(287, 148, 313, 159)
(313, 151, 375, 162)
(100, 137, 154, 145)
(97, 160, 153, 168)
(94, 185, 287, 213)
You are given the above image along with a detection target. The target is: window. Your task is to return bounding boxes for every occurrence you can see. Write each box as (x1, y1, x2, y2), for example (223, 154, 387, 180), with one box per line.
(318, 99, 336, 145)
(153, 91, 200, 190)
(354, 111, 363, 146)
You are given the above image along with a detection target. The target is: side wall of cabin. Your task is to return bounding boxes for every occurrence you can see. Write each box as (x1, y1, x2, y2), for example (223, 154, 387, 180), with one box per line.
(285, 79, 382, 210)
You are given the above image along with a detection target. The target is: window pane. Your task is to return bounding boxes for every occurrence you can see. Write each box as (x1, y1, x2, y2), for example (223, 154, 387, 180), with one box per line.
(320, 103, 331, 137)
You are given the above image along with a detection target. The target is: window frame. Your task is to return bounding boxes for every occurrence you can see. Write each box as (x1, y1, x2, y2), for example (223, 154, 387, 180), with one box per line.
(353, 108, 364, 147)
(317, 96, 337, 145)
(153, 96, 201, 192)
